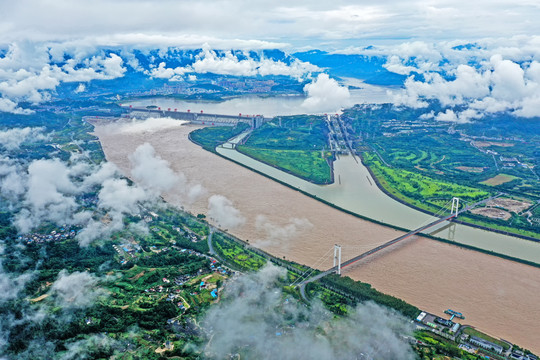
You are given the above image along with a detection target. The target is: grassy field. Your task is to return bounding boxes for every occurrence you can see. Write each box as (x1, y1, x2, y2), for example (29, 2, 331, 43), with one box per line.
(233, 115, 334, 184)
(363, 152, 491, 212)
(213, 232, 267, 271)
(189, 123, 249, 151)
(364, 152, 540, 239)
(237, 146, 333, 184)
(243, 115, 329, 150)
(481, 174, 518, 186)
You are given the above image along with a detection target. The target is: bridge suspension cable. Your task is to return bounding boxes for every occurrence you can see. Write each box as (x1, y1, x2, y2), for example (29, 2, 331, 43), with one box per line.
(408, 199, 454, 231)
(289, 246, 335, 287)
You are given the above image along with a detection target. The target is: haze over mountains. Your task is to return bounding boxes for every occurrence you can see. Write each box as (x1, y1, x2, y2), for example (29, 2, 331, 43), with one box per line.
(2, 37, 540, 121)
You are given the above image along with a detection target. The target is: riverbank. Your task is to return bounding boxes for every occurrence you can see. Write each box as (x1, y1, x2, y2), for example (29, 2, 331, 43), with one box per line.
(215, 136, 540, 264)
(359, 151, 540, 243)
(92, 121, 540, 352)
(208, 140, 540, 269)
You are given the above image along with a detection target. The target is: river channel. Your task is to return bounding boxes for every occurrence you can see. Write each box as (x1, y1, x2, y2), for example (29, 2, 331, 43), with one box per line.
(97, 95, 540, 352)
(217, 134, 540, 264)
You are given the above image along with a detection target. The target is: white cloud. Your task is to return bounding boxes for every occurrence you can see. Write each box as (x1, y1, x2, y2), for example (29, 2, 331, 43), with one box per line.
(147, 44, 319, 80)
(103, 117, 189, 134)
(14, 159, 79, 233)
(74, 83, 85, 93)
(0, 43, 127, 112)
(0, 244, 34, 305)
(489, 55, 528, 102)
(2, 1, 540, 51)
(186, 183, 206, 204)
(49, 270, 106, 309)
(0, 161, 26, 203)
(201, 264, 415, 359)
(148, 61, 187, 79)
(254, 215, 312, 248)
(60, 53, 126, 82)
(0, 127, 48, 150)
(97, 178, 148, 215)
(301, 73, 351, 113)
(59, 334, 120, 360)
(82, 161, 119, 189)
(0, 97, 34, 114)
(208, 194, 245, 230)
(129, 143, 179, 194)
(382, 39, 540, 118)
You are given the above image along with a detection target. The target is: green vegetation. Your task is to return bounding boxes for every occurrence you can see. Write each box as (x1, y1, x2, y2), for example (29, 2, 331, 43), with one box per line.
(363, 152, 490, 212)
(237, 147, 333, 183)
(364, 152, 540, 239)
(189, 122, 249, 151)
(481, 173, 518, 186)
(2, 92, 538, 358)
(414, 331, 484, 360)
(319, 274, 420, 318)
(340, 104, 540, 238)
(1, 208, 223, 359)
(213, 232, 267, 271)
(236, 115, 334, 184)
(242, 115, 329, 149)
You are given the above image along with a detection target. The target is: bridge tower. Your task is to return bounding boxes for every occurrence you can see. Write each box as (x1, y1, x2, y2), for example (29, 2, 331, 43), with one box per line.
(451, 197, 460, 217)
(333, 245, 342, 275)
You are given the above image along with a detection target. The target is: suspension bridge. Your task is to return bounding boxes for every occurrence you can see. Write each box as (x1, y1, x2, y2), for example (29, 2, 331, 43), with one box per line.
(292, 194, 503, 296)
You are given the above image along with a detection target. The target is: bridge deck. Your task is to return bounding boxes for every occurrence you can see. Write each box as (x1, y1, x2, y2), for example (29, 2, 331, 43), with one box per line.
(299, 193, 503, 285)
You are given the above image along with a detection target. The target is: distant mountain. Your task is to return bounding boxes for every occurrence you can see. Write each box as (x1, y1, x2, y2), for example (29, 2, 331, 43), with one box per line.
(51, 47, 406, 102)
(127, 48, 298, 71)
(293, 50, 406, 86)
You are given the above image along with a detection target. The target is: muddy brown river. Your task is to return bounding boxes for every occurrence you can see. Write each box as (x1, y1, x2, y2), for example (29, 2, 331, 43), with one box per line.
(93, 121, 540, 352)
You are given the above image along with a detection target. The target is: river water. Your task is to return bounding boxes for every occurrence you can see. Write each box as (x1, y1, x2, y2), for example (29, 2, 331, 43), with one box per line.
(94, 93, 540, 351)
(93, 121, 540, 352)
(126, 85, 393, 117)
(216, 140, 540, 264)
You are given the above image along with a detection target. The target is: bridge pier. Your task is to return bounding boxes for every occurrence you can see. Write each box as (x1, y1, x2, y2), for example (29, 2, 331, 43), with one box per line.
(333, 245, 342, 275)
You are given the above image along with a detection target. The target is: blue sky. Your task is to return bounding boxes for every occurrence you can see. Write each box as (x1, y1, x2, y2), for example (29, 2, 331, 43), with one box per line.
(1, 0, 540, 49)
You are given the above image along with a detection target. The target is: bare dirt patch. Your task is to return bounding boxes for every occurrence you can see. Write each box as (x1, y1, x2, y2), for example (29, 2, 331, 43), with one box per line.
(471, 207, 511, 220)
(473, 141, 515, 148)
(486, 198, 533, 213)
(481, 174, 517, 186)
(30, 294, 49, 303)
(456, 166, 485, 173)
(129, 271, 145, 282)
(155, 343, 174, 354)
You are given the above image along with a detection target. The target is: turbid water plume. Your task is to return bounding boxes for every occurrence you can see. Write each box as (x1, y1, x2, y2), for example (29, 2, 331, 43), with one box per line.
(93, 119, 540, 353)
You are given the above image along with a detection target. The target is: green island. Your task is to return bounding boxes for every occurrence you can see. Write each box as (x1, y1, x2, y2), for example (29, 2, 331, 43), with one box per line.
(191, 103, 539, 240)
(189, 122, 250, 151)
(190, 115, 335, 184)
(236, 115, 334, 184)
